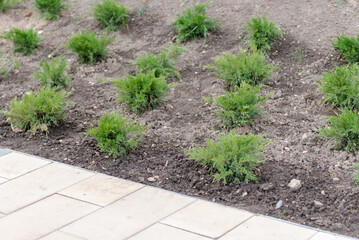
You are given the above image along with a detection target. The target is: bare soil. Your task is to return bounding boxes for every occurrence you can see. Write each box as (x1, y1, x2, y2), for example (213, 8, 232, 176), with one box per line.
(1, 0, 359, 237)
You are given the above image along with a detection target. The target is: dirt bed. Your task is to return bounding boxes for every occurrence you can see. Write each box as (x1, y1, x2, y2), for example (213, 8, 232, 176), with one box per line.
(1, 0, 359, 237)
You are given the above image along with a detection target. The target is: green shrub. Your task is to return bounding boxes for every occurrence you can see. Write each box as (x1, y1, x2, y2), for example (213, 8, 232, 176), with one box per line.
(0, 0, 21, 12)
(86, 112, 145, 158)
(207, 83, 268, 129)
(1, 87, 71, 134)
(92, 0, 128, 31)
(1, 28, 42, 56)
(34, 0, 68, 20)
(185, 130, 269, 185)
(131, 44, 185, 79)
(318, 64, 359, 110)
(0, 52, 18, 80)
(206, 49, 275, 90)
(111, 71, 168, 113)
(172, 3, 218, 42)
(332, 34, 359, 64)
(32, 55, 70, 89)
(242, 15, 281, 53)
(64, 30, 114, 64)
(319, 108, 359, 153)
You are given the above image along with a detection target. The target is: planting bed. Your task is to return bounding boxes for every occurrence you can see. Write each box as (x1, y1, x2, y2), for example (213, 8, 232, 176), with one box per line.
(0, 0, 359, 237)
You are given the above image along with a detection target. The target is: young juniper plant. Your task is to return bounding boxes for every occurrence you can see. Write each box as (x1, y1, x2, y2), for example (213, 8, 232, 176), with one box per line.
(86, 112, 145, 158)
(34, 0, 69, 20)
(206, 49, 275, 90)
(318, 64, 359, 110)
(131, 44, 185, 79)
(206, 83, 268, 129)
(332, 34, 359, 64)
(1, 28, 42, 56)
(185, 130, 269, 185)
(111, 71, 168, 113)
(32, 55, 71, 89)
(172, 3, 219, 42)
(242, 15, 281, 53)
(1, 87, 72, 134)
(92, 0, 128, 31)
(65, 30, 114, 64)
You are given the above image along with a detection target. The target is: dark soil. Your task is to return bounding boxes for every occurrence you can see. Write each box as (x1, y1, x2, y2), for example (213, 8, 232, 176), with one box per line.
(1, 0, 359, 238)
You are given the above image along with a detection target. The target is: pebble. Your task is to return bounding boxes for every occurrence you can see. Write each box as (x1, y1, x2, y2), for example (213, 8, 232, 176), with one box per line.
(288, 179, 302, 190)
(260, 183, 274, 191)
(302, 133, 308, 140)
(275, 200, 283, 209)
(147, 177, 156, 182)
(314, 200, 323, 207)
(321, 190, 325, 195)
(333, 177, 340, 182)
(242, 192, 248, 197)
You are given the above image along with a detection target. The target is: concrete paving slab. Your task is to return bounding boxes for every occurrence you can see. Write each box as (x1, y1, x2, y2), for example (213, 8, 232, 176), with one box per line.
(59, 174, 144, 206)
(161, 200, 253, 238)
(0, 163, 93, 214)
(62, 187, 195, 240)
(0, 149, 11, 157)
(0, 177, 7, 184)
(40, 231, 86, 240)
(310, 232, 356, 240)
(0, 194, 99, 240)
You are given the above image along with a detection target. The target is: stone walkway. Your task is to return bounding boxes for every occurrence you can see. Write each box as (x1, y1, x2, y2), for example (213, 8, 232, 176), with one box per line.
(0, 148, 356, 240)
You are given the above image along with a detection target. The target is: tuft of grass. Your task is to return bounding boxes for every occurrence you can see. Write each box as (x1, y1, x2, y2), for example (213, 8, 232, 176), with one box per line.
(0, 51, 19, 80)
(86, 112, 145, 158)
(0, 0, 21, 12)
(1, 87, 72, 134)
(34, 0, 69, 20)
(185, 130, 269, 185)
(32, 55, 70, 89)
(111, 71, 168, 113)
(242, 15, 281, 53)
(319, 108, 359, 153)
(206, 49, 275, 90)
(131, 44, 185, 79)
(172, 3, 219, 42)
(64, 30, 114, 64)
(331, 34, 359, 64)
(352, 163, 359, 185)
(92, 0, 128, 31)
(207, 83, 268, 129)
(318, 64, 359, 110)
(1, 28, 42, 56)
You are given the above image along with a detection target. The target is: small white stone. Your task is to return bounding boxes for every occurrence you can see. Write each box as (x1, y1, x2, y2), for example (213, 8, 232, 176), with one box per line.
(147, 177, 156, 182)
(321, 190, 325, 195)
(288, 179, 302, 190)
(314, 200, 323, 207)
(333, 177, 340, 182)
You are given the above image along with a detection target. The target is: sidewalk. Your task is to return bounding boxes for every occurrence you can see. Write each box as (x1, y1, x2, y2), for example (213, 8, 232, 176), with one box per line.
(0, 148, 356, 240)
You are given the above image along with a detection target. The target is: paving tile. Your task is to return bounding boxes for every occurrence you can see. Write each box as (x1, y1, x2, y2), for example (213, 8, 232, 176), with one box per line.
(62, 187, 194, 240)
(0, 163, 93, 213)
(0, 149, 11, 157)
(0, 152, 50, 179)
(59, 174, 144, 206)
(161, 200, 253, 238)
(0, 177, 7, 184)
(129, 223, 212, 240)
(310, 232, 355, 240)
(40, 231, 86, 240)
(0, 194, 99, 240)
(219, 216, 317, 240)
(0, 213, 3, 218)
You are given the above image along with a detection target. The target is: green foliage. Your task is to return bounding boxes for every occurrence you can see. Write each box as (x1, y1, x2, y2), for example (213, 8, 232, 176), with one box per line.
(64, 30, 114, 64)
(111, 71, 168, 113)
(131, 44, 185, 79)
(32, 55, 70, 89)
(92, 0, 128, 31)
(1, 28, 42, 56)
(185, 130, 269, 185)
(318, 64, 359, 110)
(332, 34, 359, 64)
(209, 83, 268, 129)
(206, 49, 275, 90)
(86, 112, 145, 158)
(1, 87, 71, 134)
(172, 3, 219, 42)
(352, 163, 359, 185)
(34, 0, 68, 20)
(319, 108, 359, 153)
(0, 51, 18, 80)
(0, 0, 21, 12)
(242, 15, 281, 53)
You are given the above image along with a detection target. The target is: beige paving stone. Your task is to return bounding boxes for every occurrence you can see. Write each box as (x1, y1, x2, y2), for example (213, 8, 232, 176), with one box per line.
(129, 223, 212, 240)
(219, 216, 317, 240)
(0, 163, 93, 213)
(161, 200, 253, 238)
(62, 187, 194, 240)
(0, 213, 4, 218)
(59, 174, 144, 206)
(0, 152, 50, 179)
(310, 232, 354, 240)
(40, 231, 86, 240)
(0, 194, 99, 240)
(0, 177, 7, 184)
